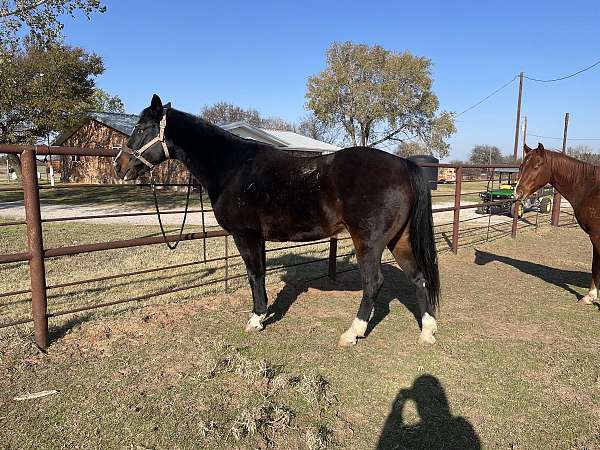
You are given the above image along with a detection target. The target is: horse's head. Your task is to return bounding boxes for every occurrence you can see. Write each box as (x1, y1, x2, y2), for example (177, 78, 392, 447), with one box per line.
(114, 94, 172, 181)
(515, 143, 551, 200)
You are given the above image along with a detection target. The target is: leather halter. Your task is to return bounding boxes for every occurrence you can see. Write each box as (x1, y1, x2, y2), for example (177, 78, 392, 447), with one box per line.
(115, 109, 170, 169)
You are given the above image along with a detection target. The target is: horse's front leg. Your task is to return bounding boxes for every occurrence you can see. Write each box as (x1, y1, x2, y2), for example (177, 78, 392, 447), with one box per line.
(232, 232, 268, 331)
(581, 237, 600, 305)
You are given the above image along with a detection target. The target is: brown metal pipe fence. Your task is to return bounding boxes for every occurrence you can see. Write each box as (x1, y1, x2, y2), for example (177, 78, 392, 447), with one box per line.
(0, 144, 561, 350)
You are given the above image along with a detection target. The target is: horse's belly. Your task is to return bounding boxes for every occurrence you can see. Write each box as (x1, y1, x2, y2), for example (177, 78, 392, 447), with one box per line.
(261, 213, 343, 242)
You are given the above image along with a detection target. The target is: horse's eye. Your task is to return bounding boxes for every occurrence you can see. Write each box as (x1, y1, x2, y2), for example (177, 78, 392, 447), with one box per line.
(138, 128, 144, 134)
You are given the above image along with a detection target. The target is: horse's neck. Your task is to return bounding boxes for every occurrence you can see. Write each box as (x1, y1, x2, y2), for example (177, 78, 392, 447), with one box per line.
(169, 111, 259, 199)
(549, 152, 597, 206)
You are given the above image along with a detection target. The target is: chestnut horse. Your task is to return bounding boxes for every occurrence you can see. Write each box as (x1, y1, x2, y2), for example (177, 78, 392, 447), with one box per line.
(114, 95, 440, 346)
(516, 143, 600, 306)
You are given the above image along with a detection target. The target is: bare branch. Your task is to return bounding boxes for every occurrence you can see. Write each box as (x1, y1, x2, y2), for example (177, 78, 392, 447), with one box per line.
(0, 1, 48, 19)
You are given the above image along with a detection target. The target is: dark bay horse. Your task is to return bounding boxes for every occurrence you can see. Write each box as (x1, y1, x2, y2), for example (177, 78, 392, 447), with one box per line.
(114, 95, 440, 346)
(516, 143, 600, 306)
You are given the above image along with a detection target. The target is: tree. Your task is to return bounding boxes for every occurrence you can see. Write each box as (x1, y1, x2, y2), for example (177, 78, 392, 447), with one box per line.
(200, 101, 295, 131)
(90, 88, 125, 113)
(200, 102, 262, 127)
(468, 145, 505, 166)
(0, 42, 111, 178)
(297, 113, 342, 145)
(1, 0, 105, 48)
(567, 145, 600, 164)
(394, 141, 429, 158)
(260, 116, 294, 131)
(305, 41, 455, 157)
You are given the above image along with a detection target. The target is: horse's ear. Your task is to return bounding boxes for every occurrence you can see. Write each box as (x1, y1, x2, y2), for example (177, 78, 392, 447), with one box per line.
(524, 143, 533, 154)
(164, 102, 172, 110)
(150, 94, 163, 115)
(537, 142, 545, 151)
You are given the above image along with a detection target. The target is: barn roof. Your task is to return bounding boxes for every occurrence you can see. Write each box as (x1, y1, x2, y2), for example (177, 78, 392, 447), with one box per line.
(222, 122, 340, 153)
(89, 112, 139, 135)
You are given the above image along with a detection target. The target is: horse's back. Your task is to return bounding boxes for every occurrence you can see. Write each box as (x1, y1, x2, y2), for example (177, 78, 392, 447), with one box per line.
(327, 147, 416, 238)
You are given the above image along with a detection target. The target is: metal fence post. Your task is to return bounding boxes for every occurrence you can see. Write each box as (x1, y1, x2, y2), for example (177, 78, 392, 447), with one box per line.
(224, 236, 229, 292)
(451, 167, 463, 254)
(328, 236, 338, 280)
(511, 199, 520, 238)
(22, 149, 49, 350)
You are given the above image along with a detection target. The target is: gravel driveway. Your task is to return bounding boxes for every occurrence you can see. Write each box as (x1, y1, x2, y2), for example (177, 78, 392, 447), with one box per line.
(0, 201, 220, 227)
(0, 198, 571, 228)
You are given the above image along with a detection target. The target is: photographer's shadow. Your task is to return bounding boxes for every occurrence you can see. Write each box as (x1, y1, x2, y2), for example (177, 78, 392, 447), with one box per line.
(377, 375, 481, 450)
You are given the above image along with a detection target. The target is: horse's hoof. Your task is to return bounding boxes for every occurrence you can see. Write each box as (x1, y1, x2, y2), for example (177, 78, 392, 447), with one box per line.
(245, 322, 264, 332)
(244, 314, 265, 332)
(579, 295, 594, 305)
(338, 332, 356, 347)
(418, 332, 436, 345)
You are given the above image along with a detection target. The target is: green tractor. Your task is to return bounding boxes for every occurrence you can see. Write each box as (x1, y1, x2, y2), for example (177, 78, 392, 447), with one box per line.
(476, 168, 553, 218)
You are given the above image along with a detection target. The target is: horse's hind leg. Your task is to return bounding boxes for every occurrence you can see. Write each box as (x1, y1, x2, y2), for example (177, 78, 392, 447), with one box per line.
(338, 238, 385, 347)
(388, 230, 437, 344)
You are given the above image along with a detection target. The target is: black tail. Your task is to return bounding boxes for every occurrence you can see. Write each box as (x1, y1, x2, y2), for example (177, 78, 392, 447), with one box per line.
(407, 160, 440, 313)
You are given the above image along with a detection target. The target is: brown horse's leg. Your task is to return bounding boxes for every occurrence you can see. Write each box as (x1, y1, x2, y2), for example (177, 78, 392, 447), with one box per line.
(580, 236, 600, 305)
(338, 234, 385, 347)
(388, 229, 437, 344)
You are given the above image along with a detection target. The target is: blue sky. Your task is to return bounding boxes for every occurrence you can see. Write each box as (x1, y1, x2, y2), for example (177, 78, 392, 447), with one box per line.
(61, 0, 600, 160)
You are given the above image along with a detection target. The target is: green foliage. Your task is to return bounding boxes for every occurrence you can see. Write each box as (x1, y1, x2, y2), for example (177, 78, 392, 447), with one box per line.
(305, 41, 455, 157)
(90, 88, 125, 113)
(0, 42, 105, 145)
(468, 145, 506, 165)
(0, 0, 105, 48)
(394, 141, 430, 158)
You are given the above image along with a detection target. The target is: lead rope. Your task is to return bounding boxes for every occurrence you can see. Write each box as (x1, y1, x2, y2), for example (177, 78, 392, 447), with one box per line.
(153, 171, 193, 250)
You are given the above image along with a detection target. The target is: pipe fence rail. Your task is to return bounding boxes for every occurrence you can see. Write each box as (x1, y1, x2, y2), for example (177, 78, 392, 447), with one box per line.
(0, 144, 567, 350)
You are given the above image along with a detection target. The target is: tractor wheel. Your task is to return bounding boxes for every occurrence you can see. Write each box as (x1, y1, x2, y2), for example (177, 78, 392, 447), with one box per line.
(539, 197, 552, 214)
(511, 202, 524, 219)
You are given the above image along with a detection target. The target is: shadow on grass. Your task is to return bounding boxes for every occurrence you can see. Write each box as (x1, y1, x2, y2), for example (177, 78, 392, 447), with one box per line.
(263, 253, 422, 337)
(474, 249, 590, 301)
(48, 313, 95, 344)
(377, 375, 481, 450)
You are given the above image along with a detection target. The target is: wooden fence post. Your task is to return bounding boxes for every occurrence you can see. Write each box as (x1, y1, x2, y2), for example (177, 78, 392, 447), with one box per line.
(452, 167, 463, 254)
(551, 112, 569, 226)
(22, 149, 49, 350)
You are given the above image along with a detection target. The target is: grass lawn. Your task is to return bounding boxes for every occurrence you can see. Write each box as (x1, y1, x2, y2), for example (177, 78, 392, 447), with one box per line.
(431, 180, 489, 206)
(1, 219, 599, 449)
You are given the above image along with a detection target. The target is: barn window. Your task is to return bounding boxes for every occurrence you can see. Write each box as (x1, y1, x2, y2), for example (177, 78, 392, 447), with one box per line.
(71, 155, 81, 162)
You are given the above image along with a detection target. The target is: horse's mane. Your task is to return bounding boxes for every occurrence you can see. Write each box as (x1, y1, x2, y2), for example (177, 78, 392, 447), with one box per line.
(545, 149, 600, 184)
(169, 108, 275, 151)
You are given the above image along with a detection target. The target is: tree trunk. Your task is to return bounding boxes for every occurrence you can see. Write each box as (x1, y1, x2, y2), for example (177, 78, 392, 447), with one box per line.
(7, 154, 22, 180)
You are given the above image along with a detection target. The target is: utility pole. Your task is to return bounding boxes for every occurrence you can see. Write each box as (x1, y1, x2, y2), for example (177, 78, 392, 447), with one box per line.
(510, 73, 524, 238)
(551, 113, 569, 226)
(513, 72, 524, 162)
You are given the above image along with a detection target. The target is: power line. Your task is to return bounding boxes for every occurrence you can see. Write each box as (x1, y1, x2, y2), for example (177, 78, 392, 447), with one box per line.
(524, 59, 600, 83)
(454, 76, 517, 118)
(527, 132, 600, 141)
